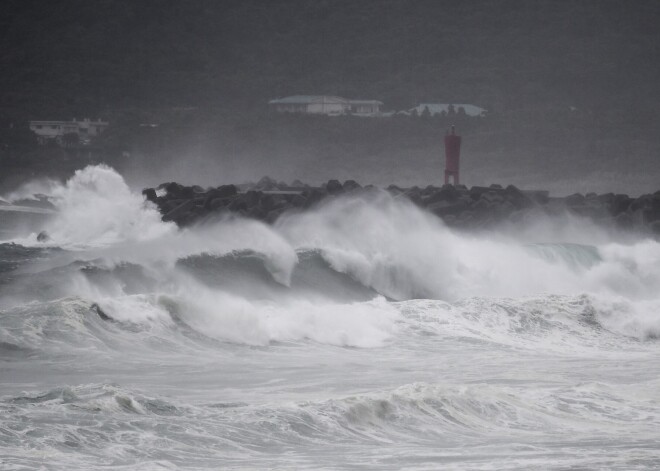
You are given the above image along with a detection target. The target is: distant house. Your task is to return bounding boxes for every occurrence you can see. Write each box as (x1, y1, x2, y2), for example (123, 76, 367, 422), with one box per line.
(268, 95, 383, 116)
(404, 103, 488, 117)
(29, 118, 109, 145)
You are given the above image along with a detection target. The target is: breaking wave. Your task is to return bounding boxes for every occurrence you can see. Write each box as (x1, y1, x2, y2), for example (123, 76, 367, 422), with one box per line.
(1, 165, 659, 349)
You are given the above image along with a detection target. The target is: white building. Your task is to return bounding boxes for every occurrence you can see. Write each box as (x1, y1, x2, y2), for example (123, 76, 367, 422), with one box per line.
(405, 103, 488, 117)
(268, 96, 383, 116)
(29, 118, 109, 145)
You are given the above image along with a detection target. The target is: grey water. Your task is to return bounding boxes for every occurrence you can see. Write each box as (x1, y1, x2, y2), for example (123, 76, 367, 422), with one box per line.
(1, 166, 660, 470)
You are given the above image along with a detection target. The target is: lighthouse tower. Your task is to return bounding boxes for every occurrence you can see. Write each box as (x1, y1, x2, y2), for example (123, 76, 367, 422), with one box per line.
(444, 125, 461, 185)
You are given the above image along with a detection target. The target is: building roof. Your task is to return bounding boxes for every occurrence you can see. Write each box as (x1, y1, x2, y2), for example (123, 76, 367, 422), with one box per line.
(349, 100, 384, 105)
(29, 119, 109, 125)
(268, 96, 383, 106)
(409, 104, 487, 117)
(269, 95, 348, 104)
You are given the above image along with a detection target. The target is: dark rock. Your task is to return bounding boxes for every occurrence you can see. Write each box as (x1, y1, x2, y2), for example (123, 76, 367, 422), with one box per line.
(649, 220, 660, 235)
(427, 199, 470, 217)
(161, 182, 195, 199)
(256, 176, 278, 190)
(228, 198, 249, 212)
(343, 180, 361, 191)
(504, 185, 533, 209)
(142, 188, 157, 203)
(326, 180, 344, 194)
(387, 184, 404, 195)
(642, 208, 660, 224)
(244, 190, 261, 208)
(404, 187, 423, 206)
(490, 184, 503, 189)
(422, 185, 439, 196)
(212, 185, 238, 199)
(614, 212, 634, 229)
(523, 190, 549, 204)
(471, 198, 491, 213)
(266, 207, 287, 224)
(245, 206, 267, 220)
(209, 197, 231, 211)
(91, 303, 112, 321)
(610, 194, 632, 215)
(163, 182, 184, 197)
(630, 194, 652, 212)
(36, 231, 49, 242)
(470, 186, 501, 199)
(568, 204, 608, 219)
(493, 200, 516, 217)
(565, 193, 586, 206)
(424, 185, 459, 205)
(259, 194, 287, 212)
(481, 191, 504, 204)
(163, 200, 196, 223)
(160, 198, 184, 214)
(289, 194, 307, 207)
(303, 188, 325, 207)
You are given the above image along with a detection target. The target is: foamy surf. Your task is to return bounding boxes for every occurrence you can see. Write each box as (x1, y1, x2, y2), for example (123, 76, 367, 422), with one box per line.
(1, 165, 660, 470)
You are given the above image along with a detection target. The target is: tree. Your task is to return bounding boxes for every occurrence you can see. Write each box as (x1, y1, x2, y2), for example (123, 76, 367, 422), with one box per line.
(421, 105, 431, 119)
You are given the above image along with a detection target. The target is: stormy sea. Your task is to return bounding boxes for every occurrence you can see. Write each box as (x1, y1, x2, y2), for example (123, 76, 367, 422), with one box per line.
(1, 165, 659, 470)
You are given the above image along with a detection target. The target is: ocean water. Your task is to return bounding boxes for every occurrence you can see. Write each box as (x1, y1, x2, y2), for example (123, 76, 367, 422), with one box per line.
(1, 165, 660, 470)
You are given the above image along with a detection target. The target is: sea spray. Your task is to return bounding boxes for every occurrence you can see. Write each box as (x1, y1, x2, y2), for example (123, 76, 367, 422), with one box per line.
(38, 165, 175, 248)
(2, 166, 660, 469)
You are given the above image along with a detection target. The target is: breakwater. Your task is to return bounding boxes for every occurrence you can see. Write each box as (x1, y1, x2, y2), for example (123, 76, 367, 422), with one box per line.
(143, 177, 660, 235)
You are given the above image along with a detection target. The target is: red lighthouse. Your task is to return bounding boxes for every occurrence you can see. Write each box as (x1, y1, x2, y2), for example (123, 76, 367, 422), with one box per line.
(444, 125, 461, 185)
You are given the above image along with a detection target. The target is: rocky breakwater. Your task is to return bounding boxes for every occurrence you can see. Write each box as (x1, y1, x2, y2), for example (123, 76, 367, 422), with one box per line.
(142, 177, 660, 236)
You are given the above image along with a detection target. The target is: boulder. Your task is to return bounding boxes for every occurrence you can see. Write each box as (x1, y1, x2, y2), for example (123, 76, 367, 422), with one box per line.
(610, 194, 632, 215)
(266, 207, 287, 224)
(256, 176, 278, 190)
(162, 200, 196, 223)
(614, 212, 634, 229)
(343, 180, 361, 192)
(228, 198, 249, 212)
(208, 197, 230, 211)
(427, 199, 470, 217)
(630, 194, 652, 212)
(214, 185, 238, 199)
(142, 188, 157, 203)
(326, 179, 344, 194)
(565, 193, 586, 206)
(424, 185, 459, 205)
(480, 191, 504, 204)
(244, 190, 262, 208)
(649, 220, 660, 236)
(404, 187, 423, 206)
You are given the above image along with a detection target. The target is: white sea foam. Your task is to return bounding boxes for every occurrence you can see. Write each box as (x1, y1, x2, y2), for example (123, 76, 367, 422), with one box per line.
(3, 165, 660, 470)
